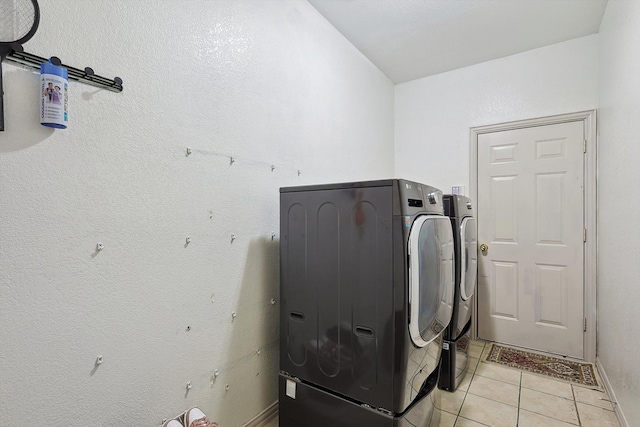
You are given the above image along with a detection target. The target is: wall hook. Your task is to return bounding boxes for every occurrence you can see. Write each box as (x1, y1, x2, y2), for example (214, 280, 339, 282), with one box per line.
(271, 165, 275, 172)
(96, 355, 104, 365)
(297, 170, 301, 176)
(186, 382, 192, 390)
(185, 236, 191, 244)
(186, 147, 192, 156)
(96, 242, 104, 251)
(6, 50, 124, 93)
(230, 234, 236, 243)
(229, 156, 235, 165)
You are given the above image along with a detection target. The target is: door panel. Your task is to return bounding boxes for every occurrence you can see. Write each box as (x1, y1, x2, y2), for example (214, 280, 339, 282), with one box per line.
(477, 121, 584, 359)
(491, 261, 518, 319)
(535, 173, 565, 244)
(535, 264, 567, 327)
(491, 176, 518, 242)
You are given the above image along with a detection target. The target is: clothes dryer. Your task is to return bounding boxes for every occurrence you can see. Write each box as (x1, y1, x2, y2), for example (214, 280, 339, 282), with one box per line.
(438, 195, 478, 392)
(279, 179, 455, 427)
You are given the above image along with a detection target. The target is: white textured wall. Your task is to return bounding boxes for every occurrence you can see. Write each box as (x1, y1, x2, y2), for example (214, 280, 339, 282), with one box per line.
(394, 35, 598, 193)
(0, 1, 394, 425)
(597, 1, 640, 424)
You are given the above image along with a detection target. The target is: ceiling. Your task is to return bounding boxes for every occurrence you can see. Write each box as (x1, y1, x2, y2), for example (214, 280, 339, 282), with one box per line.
(307, 0, 608, 84)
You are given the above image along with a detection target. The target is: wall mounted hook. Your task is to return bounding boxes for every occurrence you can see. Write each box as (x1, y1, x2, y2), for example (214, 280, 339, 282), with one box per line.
(96, 242, 104, 251)
(9, 42, 23, 54)
(297, 170, 301, 176)
(271, 232, 276, 241)
(6, 50, 124, 94)
(96, 355, 104, 365)
(229, 156, 235, 165)
(185, 236, 191, 244)
(230, 234, 236, 243)
(271, 165, 275, 172)
(186, 147, 192, 156)
(186, 382, 192, 390)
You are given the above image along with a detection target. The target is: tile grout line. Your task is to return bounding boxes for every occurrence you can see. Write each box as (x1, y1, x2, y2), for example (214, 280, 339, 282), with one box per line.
(453, 363, 473, 424)
(453, 342, 483, 426)
(516, 370, 522, 426)
(572, 385, 617, 412)
(462, 341, 523, 426)
(517, 389, 583, 425)
(459, 342, 512, 427)
(488, 356, 580, 425)
(455, 375, 492, 427)
(572, 384, 583, 426)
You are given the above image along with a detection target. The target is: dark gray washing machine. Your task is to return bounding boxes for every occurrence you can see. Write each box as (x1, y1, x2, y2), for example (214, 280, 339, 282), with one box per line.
(438, 195, 478, 392)
(279, 179, 455, 427)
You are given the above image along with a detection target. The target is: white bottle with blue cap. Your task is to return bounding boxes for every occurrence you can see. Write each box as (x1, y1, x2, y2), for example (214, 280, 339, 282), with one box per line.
(40, 61, 68, 129)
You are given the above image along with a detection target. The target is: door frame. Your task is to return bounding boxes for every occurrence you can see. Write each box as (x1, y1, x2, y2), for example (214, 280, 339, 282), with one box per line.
(469, 110, 597, 362)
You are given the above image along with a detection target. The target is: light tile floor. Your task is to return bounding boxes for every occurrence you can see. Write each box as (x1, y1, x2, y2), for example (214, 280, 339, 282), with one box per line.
(439, 340, 621, 427)
(268, 340, 620, 427)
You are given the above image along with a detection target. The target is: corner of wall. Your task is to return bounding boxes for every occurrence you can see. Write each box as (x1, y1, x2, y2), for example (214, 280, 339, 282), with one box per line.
(596, 357, 630, 427)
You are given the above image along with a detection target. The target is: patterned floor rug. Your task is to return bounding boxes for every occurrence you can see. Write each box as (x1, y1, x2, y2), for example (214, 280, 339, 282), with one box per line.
(486, 344, 600, 388)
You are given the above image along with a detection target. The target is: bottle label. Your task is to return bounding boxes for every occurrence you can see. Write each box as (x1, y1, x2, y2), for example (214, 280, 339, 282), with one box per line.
(41, 73, 68, 128)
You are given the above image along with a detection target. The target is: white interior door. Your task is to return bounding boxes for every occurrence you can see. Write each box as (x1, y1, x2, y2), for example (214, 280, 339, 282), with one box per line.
(476, 121, 585, 359)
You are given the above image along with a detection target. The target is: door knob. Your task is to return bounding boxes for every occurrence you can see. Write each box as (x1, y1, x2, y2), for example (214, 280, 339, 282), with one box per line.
(480, 243, 489, 254)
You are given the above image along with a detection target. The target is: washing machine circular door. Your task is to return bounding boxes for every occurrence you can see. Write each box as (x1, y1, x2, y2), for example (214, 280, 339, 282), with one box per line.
(408, 215, 455, 348)
(460, 217, 478, 301)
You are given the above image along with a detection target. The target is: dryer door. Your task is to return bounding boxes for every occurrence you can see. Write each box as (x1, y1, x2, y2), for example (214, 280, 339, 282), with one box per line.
(408, 215, 455, 347)
(460, 217, 478, 301)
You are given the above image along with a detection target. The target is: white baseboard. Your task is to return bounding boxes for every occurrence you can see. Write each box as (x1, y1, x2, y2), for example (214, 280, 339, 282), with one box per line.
(242, 401, 278, 427)
(596, 357, 629, 427)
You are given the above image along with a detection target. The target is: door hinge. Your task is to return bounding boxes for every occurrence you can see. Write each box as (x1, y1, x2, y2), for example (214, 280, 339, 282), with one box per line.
(583, 229, 587, 242)
(584, 318, 587, 332)
(584, 139, 587, 153)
